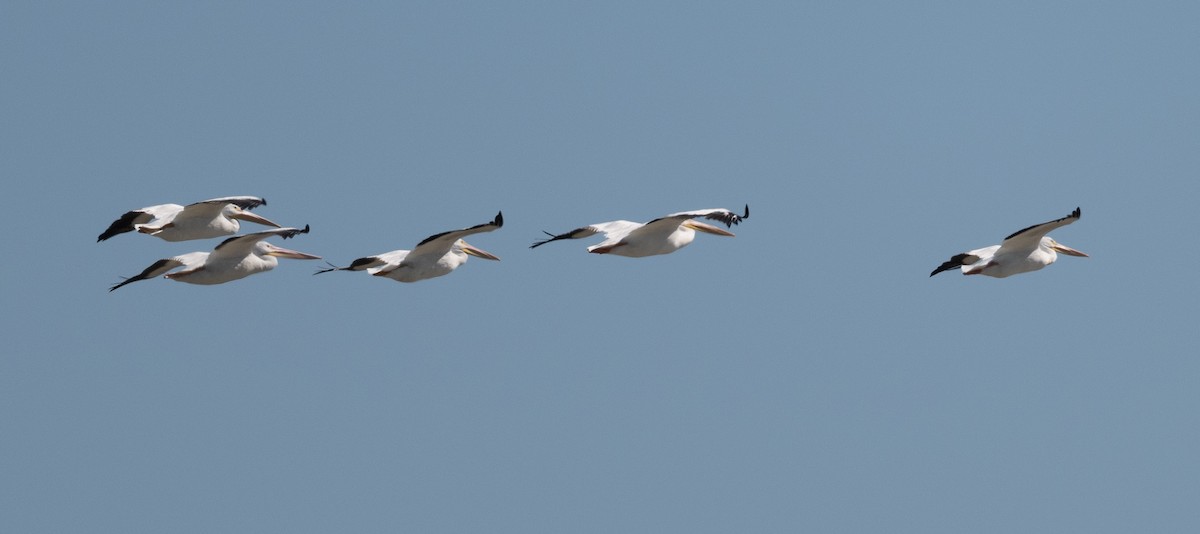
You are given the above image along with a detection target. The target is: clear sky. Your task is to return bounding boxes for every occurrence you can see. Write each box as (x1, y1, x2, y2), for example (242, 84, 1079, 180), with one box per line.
(3, 1, 1198, 532)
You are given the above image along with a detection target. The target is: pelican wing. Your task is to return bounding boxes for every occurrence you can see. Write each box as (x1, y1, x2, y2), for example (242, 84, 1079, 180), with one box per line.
(97, 203, 183, 241)
(346, 256, 392, 272)
(929, 245, 1000, 277)
(649, 205, 749, 229)
(109, 252, 208, 291)
(172, 196, 266, 223)
(98, 210, 152, 241)
(997, 207, 1081, 256)
(187, 196, 267, 210)
(408, 211, 503, 260)
(531, 220, 643, 248)
(210, 225, 310, 262)
(613, 205, 748, 245)
(315, 250, 408, 275)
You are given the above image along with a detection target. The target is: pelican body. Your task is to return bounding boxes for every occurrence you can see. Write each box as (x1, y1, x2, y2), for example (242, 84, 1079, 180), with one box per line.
(98, 196, 280, 242)
(530, 206, 748, 258)
(930, 207, 1088, 278)
(110, 226, 319, 291)
(315, 212, 502, 283)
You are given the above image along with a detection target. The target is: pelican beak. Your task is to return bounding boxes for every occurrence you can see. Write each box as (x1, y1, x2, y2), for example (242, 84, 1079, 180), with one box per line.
(232, 209, 282, 228)
(683, 220, 735, 237)
(460, 241, 500, 261)
(1050, 242, 1089, 257)
(265, 244, 322, 260)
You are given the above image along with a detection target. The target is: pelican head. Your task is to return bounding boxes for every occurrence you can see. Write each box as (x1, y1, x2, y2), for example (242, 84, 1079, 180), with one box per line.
(259, 242, 322, 260)
(1044, 237, 1088, 257)
(226, 204, 282, 228)
(682, 219, 735, 237)
(456, 239, 500, 261)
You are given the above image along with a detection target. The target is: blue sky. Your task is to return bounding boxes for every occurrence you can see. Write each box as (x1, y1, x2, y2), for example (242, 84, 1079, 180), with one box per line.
(3, 2, 1198, 532)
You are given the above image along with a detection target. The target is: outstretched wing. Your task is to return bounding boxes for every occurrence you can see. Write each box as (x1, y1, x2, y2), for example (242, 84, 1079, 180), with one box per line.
(97, 203, 183, 242)
(408, 211, 504, 261)
(169, 196, 266, 224)
(929, 245, 999, 277)
(997, 207, 1081, 257)
(210, 225, 310, 262)
(314, 250, 408, 275)
(109, 252, 208, 291)
(649, 205, 749, 228)
(530, 220, 642, 249)
(98, 210, 151, 241)
(621, 205, 750, 244)
(187, 196, 267, 210)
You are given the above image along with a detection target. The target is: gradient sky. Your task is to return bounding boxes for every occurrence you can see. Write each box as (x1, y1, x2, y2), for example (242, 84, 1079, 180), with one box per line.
(3, 2, 1199, 532)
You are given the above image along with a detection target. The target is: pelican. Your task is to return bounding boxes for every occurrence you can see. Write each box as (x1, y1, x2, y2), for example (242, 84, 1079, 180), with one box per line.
(314, 211, 502, 283)
(930, 207, 1088, 278)
(98, 196, 280, 242)
(530, 205, 748, 257)
(109, 226, 319, 291)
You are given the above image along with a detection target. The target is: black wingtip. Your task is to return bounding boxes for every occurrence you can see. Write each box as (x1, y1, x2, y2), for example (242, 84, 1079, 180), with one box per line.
(281, 224, 311, 240)
(97, 210, 143, 242)
(743, 204, 750, 219)
(97, 230, 121, 242)
(930, 252, 976, 278)
(494, 211, 504, 228)
(313, 261, 343, 275)
(530, 233, 555, 249)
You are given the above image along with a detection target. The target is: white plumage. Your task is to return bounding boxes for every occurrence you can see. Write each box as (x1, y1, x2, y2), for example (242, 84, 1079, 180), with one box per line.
(931, 207, 1088, 278)
(98, 196, 279, 242)
(109, 226, 320, 290)
(315, 212, 502, 283)
(530, 206, 748, 258)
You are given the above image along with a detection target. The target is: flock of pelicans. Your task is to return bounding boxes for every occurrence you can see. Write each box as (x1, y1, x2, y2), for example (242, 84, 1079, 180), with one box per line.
(99, 196, 1088, 291)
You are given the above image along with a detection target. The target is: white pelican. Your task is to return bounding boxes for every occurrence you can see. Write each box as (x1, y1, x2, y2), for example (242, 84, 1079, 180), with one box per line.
(314, 211, 502, 283)
(109, 226, 319, 291)
(530, 205, 749, 257)
(98, 196, 280, 242)
(930, 207, 1088, 278)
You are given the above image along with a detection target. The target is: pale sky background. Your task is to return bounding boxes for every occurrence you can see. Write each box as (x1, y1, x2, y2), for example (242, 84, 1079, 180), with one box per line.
(3, 1, 1199, 532)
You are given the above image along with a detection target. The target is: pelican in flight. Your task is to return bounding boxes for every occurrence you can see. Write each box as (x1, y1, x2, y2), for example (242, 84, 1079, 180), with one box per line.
(109, 226, 319, 291)
(98, 196, 280, 242)
(930, 207, 1088, 278)
(530, 205, 749, 257)
(314, 211, 502, 283)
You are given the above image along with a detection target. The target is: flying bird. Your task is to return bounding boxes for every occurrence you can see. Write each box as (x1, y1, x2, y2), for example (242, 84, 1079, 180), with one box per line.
(530, 205, 749, 257)
(109, 226, 319, 291)
(314, 211, 502, 283)
(98, 196, 280, 242)
(930, 207, 1088, 278)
